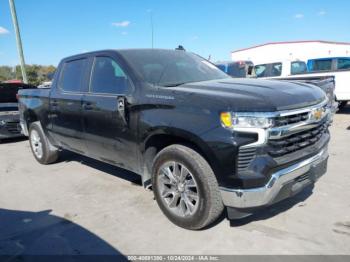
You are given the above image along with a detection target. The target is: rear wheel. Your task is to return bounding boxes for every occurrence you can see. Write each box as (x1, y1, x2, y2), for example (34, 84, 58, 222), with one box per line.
(29, 122, 59, 164)
(152, 144, 224, 230)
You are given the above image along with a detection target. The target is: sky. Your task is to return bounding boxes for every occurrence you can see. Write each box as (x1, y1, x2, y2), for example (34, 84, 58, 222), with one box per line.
(1, 0, 350, 66)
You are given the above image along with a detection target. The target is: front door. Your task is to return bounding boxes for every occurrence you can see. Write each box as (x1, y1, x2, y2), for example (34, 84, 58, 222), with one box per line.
(82, 56, 137, 170)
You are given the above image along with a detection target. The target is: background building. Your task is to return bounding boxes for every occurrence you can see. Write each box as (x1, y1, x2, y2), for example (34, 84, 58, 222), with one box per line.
(231, 40, 350, 64)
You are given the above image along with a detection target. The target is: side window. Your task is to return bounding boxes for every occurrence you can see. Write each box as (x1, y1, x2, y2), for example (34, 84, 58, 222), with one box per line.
(311, 59, 332, 71)
(90, 57, 129, 94)
(59, 59, 88, 92)
(291, 61, 307, 75)
(337, 58, 350, 70)
(254, 64, 267, 78)
(255, 63, 282, 77)
(270, 63, 282, 77)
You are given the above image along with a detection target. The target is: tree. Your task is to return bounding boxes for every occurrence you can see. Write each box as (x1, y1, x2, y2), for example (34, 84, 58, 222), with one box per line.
(0, 65, 56, 86)
(0, 66, 15, 81)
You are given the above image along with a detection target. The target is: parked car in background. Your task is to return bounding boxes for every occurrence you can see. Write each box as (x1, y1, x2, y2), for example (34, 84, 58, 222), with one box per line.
(38, 81, 52, 88)
(19, 49, 331, 229)
(254, 60, 308, 78)
(307, 57, 350, 72)
(253, 59, 346, 111)
(215, 61, 254, 78)
(0, 82, 37, 141)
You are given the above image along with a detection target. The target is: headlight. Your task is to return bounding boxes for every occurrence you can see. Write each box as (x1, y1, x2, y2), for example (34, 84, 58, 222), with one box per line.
(220, 112, 274, 129)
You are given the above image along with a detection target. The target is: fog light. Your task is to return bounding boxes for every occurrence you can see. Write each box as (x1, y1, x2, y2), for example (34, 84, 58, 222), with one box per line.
(0, 120, 6, 126)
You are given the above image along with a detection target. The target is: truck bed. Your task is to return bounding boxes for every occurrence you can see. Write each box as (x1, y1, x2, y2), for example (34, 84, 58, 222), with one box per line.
(18, 88, 51, 136)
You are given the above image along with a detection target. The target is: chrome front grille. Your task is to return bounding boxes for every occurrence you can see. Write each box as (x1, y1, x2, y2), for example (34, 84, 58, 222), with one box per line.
(274, 112, 309, 127)
(267, 121, 328, 158)
(234, 100, 331, 170)
(237, 147, 256, 170)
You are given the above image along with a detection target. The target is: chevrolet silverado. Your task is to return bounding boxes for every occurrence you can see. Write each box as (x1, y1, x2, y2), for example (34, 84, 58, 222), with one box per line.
(18, 49, 331, 229)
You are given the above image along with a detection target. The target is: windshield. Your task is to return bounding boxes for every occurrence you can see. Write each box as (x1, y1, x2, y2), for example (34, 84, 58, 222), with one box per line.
(119, 49, 229, 87)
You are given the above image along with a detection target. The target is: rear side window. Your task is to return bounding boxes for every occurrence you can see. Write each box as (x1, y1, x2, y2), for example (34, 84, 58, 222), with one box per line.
(291, 61, 307, 75)
(90, 57, 129, 94)
(337, 58, 350, 70)
(59, 59, 88, 92)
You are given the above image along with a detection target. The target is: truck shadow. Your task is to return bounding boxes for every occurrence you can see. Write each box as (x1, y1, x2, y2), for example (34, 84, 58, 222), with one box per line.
(0, 208, 127, 260)
(337, 104, 350, 115)
(0, 137, 27, 144)
(229, 185, 314, 227)
(58, 150, 142, 186)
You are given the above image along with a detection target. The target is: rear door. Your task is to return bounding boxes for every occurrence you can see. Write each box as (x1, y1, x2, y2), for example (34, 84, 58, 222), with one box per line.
(50, 57, 90, 154)
(82, 55, 137, 170)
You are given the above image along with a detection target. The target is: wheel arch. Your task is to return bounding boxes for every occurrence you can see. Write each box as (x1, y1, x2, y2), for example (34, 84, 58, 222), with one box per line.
(24, 109, 39, 129)
(140, 127, 219, 188)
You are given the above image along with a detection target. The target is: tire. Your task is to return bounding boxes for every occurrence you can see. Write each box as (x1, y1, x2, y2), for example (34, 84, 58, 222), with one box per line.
(338, 101, 348, 111)
(29, 121, 59, 164)
(152, 144, 224, 230)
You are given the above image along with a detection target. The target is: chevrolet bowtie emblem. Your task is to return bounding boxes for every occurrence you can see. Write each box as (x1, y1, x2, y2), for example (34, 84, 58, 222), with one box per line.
(311, 108, 324, 121)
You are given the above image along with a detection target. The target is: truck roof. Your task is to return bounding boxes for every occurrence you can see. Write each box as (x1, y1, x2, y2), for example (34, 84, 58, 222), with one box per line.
(61, 48, 185, 61)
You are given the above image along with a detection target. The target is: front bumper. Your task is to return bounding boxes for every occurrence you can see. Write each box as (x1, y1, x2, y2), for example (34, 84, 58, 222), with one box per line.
(0, 117, 23, 139)
(220, 146, 328, 210)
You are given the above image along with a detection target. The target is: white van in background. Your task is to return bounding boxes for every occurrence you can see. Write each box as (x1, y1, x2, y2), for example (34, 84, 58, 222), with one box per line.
(253, 59, 350, 110)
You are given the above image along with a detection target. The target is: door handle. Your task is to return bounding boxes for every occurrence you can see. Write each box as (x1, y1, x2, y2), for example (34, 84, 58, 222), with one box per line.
(83, 102, 94, 110)
(117, 96, 128, 125)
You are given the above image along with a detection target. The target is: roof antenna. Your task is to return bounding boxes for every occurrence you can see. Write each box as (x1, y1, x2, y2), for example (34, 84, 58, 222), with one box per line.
(175, 45, 186, 51)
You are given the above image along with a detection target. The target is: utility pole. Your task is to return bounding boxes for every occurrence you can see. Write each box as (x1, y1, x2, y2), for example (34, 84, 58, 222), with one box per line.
(9, 0, 28, 83)
(150, 10, 154, 48)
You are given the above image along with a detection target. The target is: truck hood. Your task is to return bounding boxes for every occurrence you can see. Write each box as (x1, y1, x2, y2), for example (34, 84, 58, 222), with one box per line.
(169, 78, 326, 112)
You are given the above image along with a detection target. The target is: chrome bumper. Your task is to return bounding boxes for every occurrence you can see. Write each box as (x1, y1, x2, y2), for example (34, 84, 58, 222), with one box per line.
(220, 147, 328, 208)
(20, 120, 29, 136)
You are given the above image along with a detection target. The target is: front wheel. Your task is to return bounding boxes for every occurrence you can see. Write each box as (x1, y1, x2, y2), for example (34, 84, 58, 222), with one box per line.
(152, 144, 224, 230)
(29, 121, 59, 164)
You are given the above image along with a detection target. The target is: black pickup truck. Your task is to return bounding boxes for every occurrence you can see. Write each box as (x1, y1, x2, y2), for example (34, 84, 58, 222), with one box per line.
(18, 49, 331, 229)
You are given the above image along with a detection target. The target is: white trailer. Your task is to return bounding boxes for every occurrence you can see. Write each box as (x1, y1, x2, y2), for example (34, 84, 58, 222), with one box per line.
(232, 41, 350, 109)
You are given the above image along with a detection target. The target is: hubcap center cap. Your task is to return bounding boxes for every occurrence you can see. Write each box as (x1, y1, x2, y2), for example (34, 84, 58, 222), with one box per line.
(177, 183, 185, 192)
